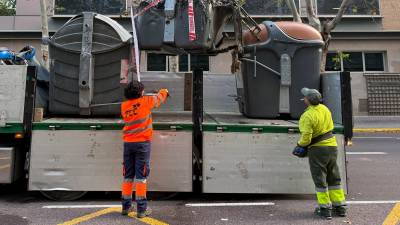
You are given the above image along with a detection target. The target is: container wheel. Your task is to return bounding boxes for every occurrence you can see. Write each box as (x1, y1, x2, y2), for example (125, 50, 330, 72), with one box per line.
(40, 191, 87, 201)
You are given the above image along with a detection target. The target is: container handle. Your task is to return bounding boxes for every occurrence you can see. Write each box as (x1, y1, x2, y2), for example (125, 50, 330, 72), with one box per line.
(89, 125, 102, 130)
(48, 125, 61, 130)
(288, 128, 300, 134)
(170, 125, 183, 131)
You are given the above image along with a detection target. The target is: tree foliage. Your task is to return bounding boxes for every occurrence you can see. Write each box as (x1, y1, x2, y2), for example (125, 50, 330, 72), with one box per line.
(53, 0, 123, 15)
(285, 0, 352, 71)
(0, 0, 16, 16)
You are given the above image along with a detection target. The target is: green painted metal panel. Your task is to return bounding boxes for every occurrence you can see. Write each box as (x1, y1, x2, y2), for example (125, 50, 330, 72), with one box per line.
(0, 123, 24, 134)
(32, 122, 193, 131)
(32, 120, 343, 134)
(202, 123, 344, 134)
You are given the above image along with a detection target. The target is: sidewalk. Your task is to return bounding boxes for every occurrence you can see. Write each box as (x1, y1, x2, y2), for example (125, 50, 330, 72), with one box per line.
(353, 116, 400, 132)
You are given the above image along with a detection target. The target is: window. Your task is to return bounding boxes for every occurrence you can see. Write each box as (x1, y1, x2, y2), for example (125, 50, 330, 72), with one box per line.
(54, 0, 123, 15)
(178, 54, 209, 72)
(243, 0, 298, 16)
(343, 52, 363, 72)
(0, 0, 16, 16)
(191, 55, 209, 71)
(325, 53, 342, 71)
(365, 53, 384, 71)
(179, 54, 189, 72)
(317, 0, 380, 16)
(325, 52, 385, 72)
(147, 53, 209, 72)
(147, 53, 167, 72)
(243, 0, 380, 16)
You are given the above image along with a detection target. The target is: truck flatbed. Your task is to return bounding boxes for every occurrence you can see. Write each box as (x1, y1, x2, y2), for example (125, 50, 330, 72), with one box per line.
(32, 112, 343, 134)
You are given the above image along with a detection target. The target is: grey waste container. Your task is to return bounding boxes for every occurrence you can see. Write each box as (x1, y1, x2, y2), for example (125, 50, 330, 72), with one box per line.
(136, 0, 232, 53)
(237, 21, 324, 119)
(49, 12, 132, 116)
(322, 72, 342, 124)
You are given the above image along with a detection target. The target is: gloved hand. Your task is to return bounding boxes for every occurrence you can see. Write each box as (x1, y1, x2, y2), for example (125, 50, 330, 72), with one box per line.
(292, 145, 308, 158)
(163, 89, 170, 98)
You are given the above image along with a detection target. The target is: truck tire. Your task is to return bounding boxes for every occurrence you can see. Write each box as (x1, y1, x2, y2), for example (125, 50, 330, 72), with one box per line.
(40, 191, 87, 201)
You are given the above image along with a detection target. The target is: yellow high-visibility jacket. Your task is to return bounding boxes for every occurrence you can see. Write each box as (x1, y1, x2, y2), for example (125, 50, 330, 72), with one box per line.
(298, 104, 337, 147)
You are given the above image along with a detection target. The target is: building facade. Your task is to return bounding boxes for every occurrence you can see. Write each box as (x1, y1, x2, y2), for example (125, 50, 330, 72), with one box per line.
(1, 0, 399, 115)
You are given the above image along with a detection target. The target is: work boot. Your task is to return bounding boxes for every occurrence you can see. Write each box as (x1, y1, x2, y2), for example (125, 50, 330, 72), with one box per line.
(137, 207, 152, 218)
(121, 198, 133, 216)
(314, 207, 332, 220)
(333, 206, 347, 217)
(121, 206, 134, 216)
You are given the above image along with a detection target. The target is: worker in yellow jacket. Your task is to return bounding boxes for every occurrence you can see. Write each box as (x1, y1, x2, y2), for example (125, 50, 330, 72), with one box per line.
(296, 87, 347, 220)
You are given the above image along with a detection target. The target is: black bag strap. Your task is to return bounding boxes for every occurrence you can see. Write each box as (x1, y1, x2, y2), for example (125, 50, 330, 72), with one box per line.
(308, 131, 334, 146)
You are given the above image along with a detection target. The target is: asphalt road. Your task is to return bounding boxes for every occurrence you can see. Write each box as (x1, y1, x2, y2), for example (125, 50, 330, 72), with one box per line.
(0, 132, 399, 225)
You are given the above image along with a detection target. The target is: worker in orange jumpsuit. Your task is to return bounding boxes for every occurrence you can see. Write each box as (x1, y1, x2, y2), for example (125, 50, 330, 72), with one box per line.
(120, 81, 169, 218)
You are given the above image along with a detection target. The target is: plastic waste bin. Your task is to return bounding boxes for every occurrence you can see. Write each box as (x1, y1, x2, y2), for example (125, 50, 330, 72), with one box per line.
(135, 0, 232, 54)
(48, 12, 132, 116)
(322, 72, 342, 124)
(237, 21, 324, 119)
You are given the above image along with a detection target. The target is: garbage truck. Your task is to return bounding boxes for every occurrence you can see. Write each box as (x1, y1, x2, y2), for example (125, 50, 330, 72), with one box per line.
(0, 2, 353, 200)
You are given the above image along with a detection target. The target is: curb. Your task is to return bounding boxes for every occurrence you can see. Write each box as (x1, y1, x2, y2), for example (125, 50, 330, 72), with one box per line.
(353, 128, 400, 133)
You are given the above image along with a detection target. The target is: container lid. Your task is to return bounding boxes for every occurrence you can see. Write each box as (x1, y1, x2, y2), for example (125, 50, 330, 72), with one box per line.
(275, 22, 322, 41)
(50, 13, 131, 54)
(243, 21, 322, 46)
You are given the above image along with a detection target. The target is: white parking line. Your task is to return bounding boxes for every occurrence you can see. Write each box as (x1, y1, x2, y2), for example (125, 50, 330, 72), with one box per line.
(43, 205, 121, 209)
(44, 203, 276, 209)
(346, 152, 387, 155)
(347, 201, 400, 204)
(43, 200, 400, 210)
(185, 202, 275, 207)
(353, 137, 395, 139)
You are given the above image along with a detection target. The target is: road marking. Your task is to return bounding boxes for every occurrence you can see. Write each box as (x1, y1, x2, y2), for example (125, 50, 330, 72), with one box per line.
(353, 137, 395, 139)
(44, 205, 121, 209)
(346, 152, 387, 155)
(58, 207, 119, 225)
(0, 164, 10, 170)
(128, 211, 169, 225)
(185, 202, 275, 207)
(58, 207, 169, 225)
(382, 203, 400, 225)
(354, 128, 400, 133)
(347, 201, 400, 204)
